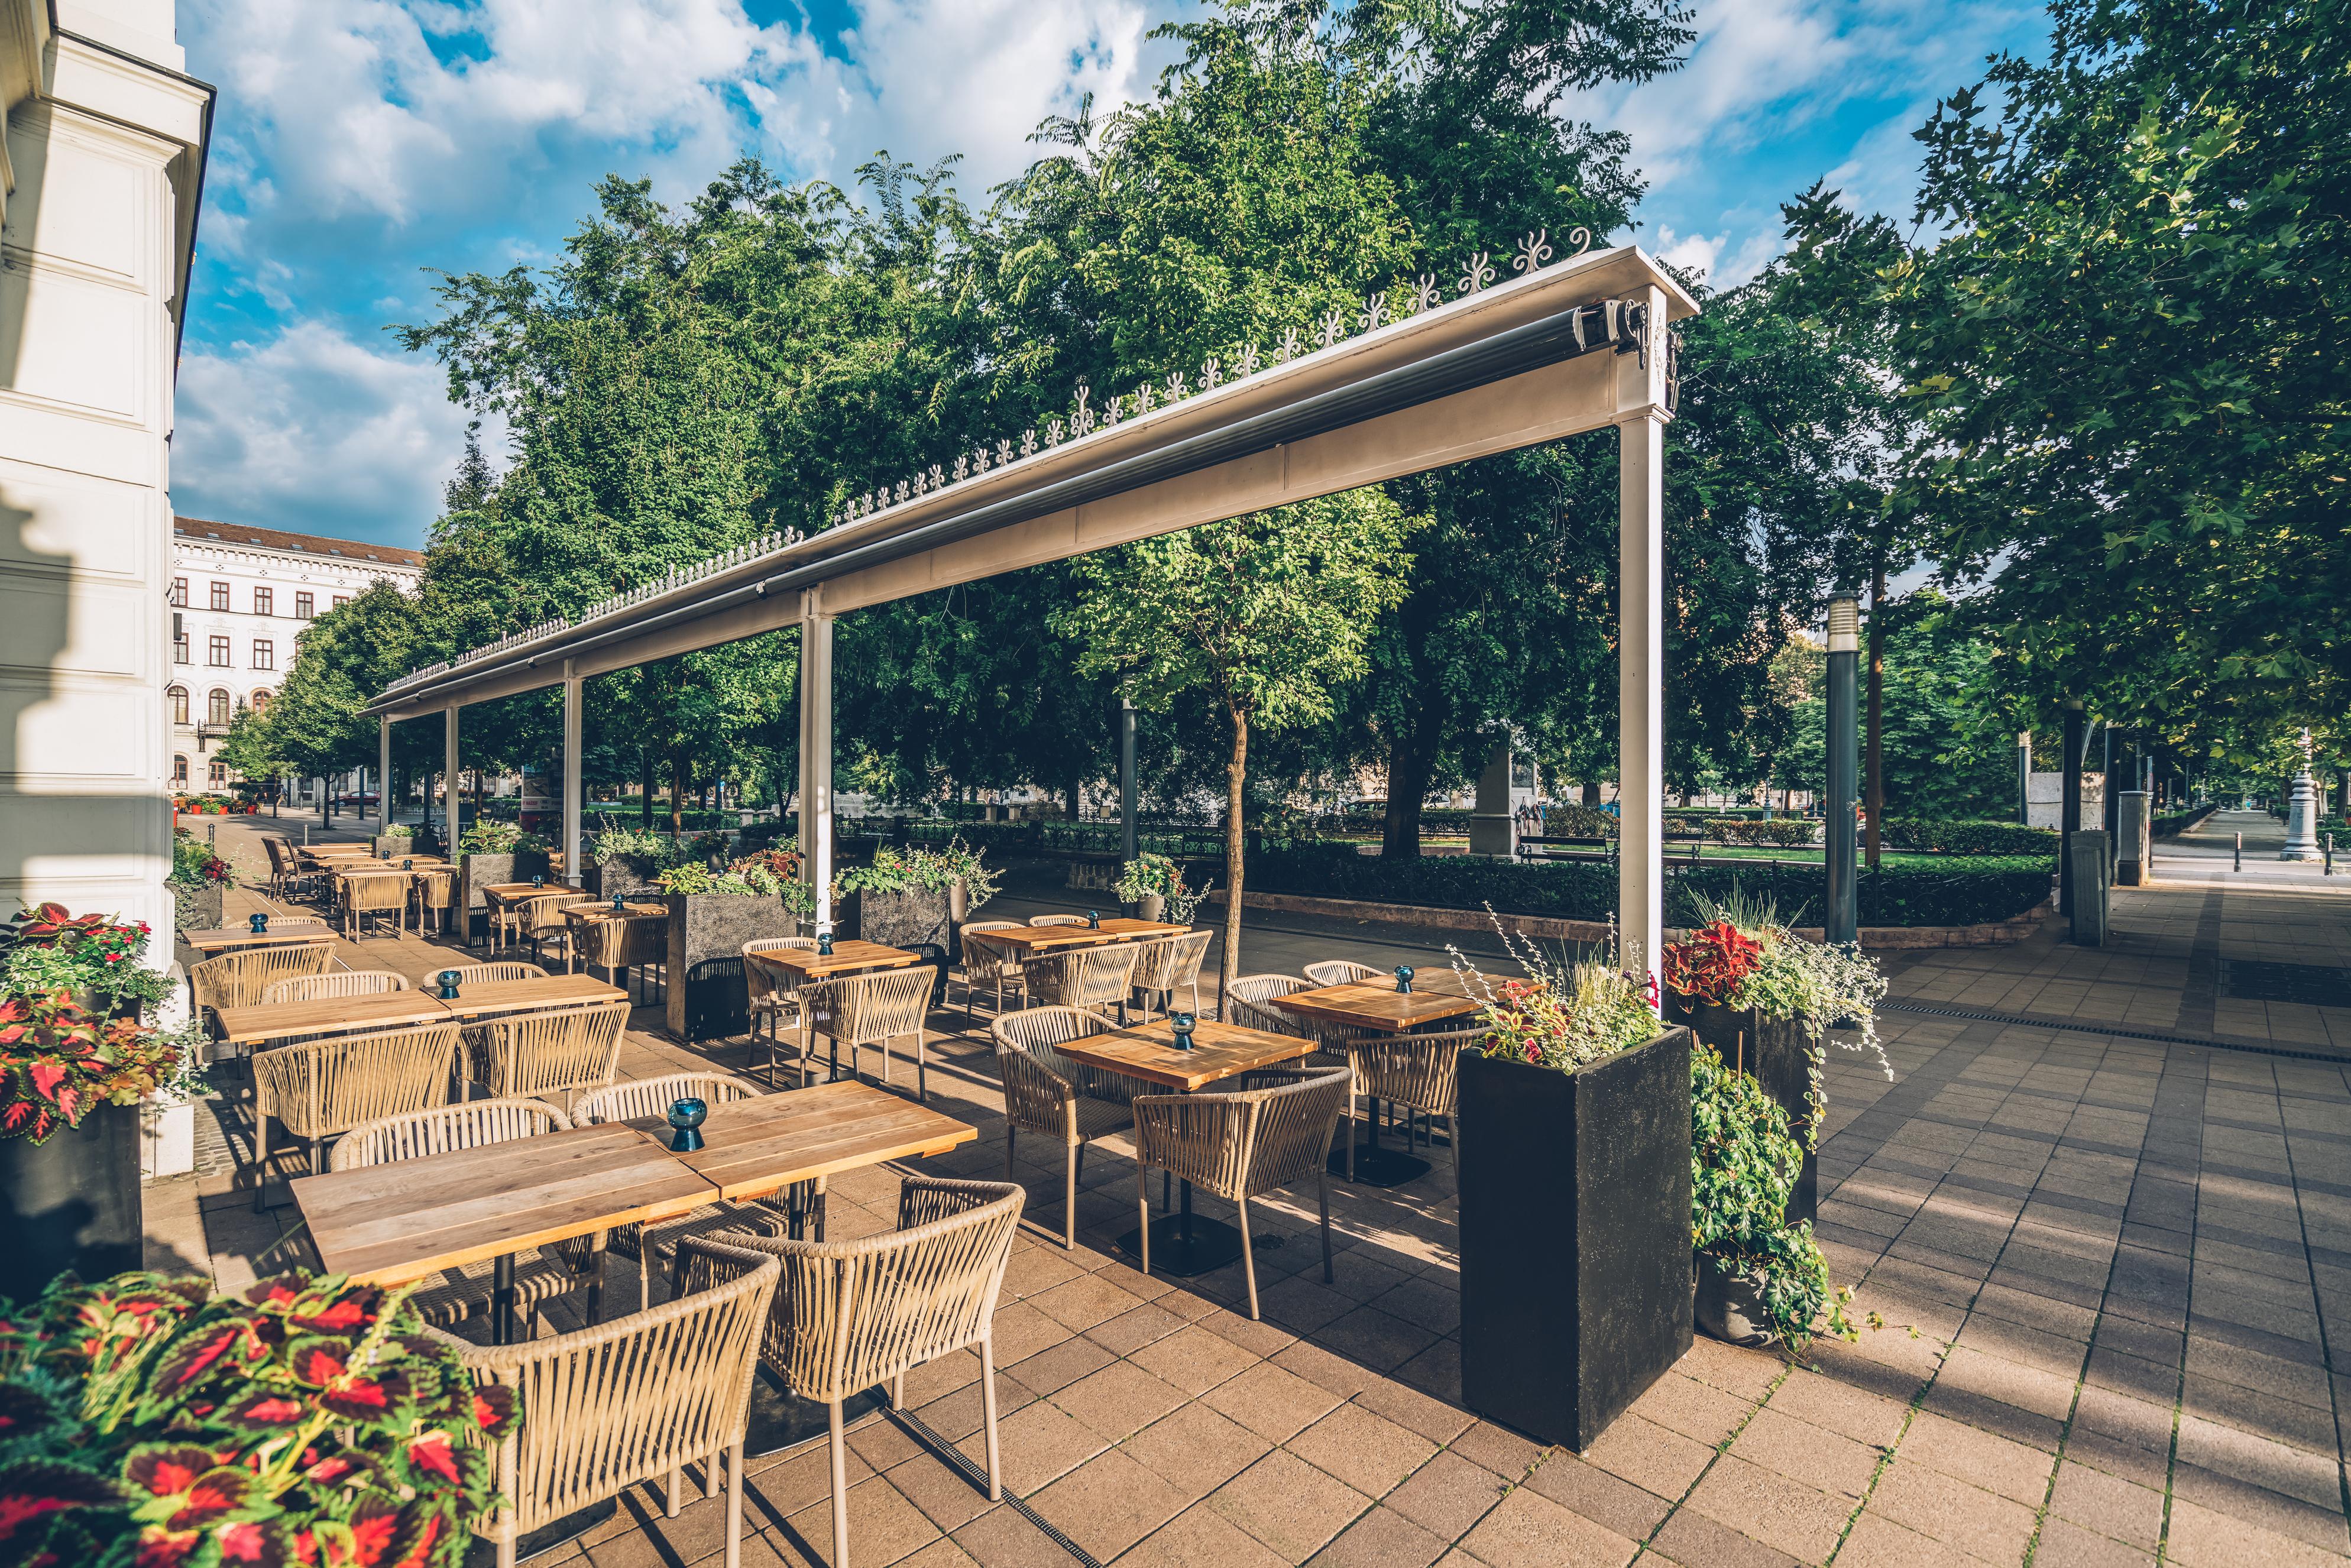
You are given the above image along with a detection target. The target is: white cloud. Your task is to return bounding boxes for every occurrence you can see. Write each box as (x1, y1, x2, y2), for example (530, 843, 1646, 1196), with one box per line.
(173, 322, 478, 544)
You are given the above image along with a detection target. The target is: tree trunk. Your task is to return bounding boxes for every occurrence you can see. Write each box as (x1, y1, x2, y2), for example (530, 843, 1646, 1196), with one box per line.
(1066, 778, 1082, 825)
(1381, 726, 1432, 859)
(1220, 708, 1250, 1000)
(639, 749, 653, 831)
(1865, 556, 1887, 870)
(669, 753, 686, 836)
(1581, 779, 1601, 808)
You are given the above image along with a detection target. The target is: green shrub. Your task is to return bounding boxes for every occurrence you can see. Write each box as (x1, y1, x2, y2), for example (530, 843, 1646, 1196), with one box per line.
(1702, 818, 1816, 847)
(1247, 843, 1618, 920)
(1672, 860, 2051, 927)
(1875, 818, 2057, 856)
(1539, 805, 1618, 839)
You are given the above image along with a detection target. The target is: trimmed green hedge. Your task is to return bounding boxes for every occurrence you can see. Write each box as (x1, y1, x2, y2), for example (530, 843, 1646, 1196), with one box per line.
(1702, 818, 1816, 847)
(2152, 804, 2216, 838)
(1876, 818, 2058, 856)
(1672, 859, 2054, 928)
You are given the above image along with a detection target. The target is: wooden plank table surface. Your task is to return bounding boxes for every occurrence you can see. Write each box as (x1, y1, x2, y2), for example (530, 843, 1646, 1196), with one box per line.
(1054, 1017, 1314, 1093)
(561, 902, 668, 926)
(214, 989, 452, 1047)
(744, 941, 919, 983)
(961, 920, 1181, 958)
(180, 927, 341, 955)
(413, 973, 626, 1018)
(1271, 970, 1481, 1032)
(294, 1123, 717, 1285)
(621, 1079, 976, 1202)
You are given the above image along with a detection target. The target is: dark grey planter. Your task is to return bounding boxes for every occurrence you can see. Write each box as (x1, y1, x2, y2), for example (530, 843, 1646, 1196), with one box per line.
(840, 886, 951, 951)
(1458, 1028, 1693, 1450)
(172, 880, 223, 933)
(665, 893, 800, 1042)
(372, 834, 416, 857)
(585, 854, 661, 900)
(1670, 999, 1819, 1228)
(0, 1104, 141, 1299)
(458, 850, 552, 944)
(1695, 1252, 1772, 1347)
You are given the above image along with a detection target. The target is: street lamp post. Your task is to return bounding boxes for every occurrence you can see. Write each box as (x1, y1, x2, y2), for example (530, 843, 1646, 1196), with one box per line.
(1825, 597, 1860, 944)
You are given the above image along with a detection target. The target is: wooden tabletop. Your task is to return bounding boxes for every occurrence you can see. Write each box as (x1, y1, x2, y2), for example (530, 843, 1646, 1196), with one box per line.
(744, 941, 921, 981)
(1271, 971, 1481, 1031)
(213, 989, 451, 1047)
(482, 883, 584, 903)
(294, 1123, 718, 1285)
(422, 974, 626, 1019)
(963, 925, 1113, 957)
(562, 902, 668, 925)
(1052, 1017, 1314, 1092)
(1089, 918, 1190, 940)
(623, 1079, 976, 1202)
(180, 927, 340, 954)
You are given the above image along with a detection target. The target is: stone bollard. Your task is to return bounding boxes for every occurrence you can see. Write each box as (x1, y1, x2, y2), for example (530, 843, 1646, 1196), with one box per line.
(2116, 791, 2151, 886)
(2069, 831, 2110, 946)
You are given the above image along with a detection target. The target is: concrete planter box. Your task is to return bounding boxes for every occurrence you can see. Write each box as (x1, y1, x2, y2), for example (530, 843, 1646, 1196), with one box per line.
(372, 834, 416, 857)
(172, 881, 223, 933)
(665, 893, 799, 1043)
(840, 886, 952, 951)
(1458, 1028, 1694, 1450)
(585, 854, 662, 900)
(141, 1099, 196, 1180)
(1670, 1000, 1819, 1228)
(458, 850, 552, 943)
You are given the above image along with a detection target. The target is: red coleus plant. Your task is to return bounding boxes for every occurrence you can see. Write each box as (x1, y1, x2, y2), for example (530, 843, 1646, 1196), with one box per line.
(1661, 919, 1763, 1007)
(0, 1270, 514, 1568)
(0, 992, 183, 1145)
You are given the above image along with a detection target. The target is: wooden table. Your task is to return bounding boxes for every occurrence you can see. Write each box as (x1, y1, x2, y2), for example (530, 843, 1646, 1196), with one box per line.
(420, 974, 626, 1019)
(562, 902, 668, 928)
(1054, 1017, 1311, 1093)
(213, 990, 451, 1048)
(293, 1122, 718, 1341)
(480, 883, 586, 950)
(180, 926, 340, 955)
(1270, 970, 1481, 1032)
(743, 940, 920, 983)
(624, 1078, 975, 1203)
(962, 919, 1186, 958)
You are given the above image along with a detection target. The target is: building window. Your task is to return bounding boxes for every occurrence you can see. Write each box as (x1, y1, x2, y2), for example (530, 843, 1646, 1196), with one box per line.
(173, 629, 190, 664)
(332, 595, 350, 609)
(208, 635, 231, 667)
(208, 760, 226, 786)
(252, 639, 274, 670)
(207, 689, 231, 726)
(209, 581, 229, 611)
(254, 587, 273, 617)
(169, 578, 187, 607)
(173, 755, 189, 785)
(250, 689, 271, 714)
(169, 686, 188, 725)
(296, 591, 314, 619)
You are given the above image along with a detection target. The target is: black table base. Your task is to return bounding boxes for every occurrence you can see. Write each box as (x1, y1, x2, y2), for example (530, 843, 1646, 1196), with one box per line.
(1117, 1213, 1245, 1276)
(744, 1370, 887, 1457)
(1329, 1141, 1433, 1188)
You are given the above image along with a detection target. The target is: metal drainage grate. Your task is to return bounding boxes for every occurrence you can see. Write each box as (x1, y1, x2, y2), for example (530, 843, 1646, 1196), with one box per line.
(2218, 960, 2351, 1009)
(1881, 1000, 2351, 1064)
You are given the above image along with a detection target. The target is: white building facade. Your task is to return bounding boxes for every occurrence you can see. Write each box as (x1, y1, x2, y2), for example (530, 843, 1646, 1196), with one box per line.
(167, 518, 422, 795)
(0, 0, 209, 936)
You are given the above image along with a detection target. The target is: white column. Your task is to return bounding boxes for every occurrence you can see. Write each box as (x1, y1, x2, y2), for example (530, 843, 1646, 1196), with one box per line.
(1615, 283, 1672, 984)
(378, 718, 392, 834)
(444, 705, 461, 843)
(798, 602, 835, 934)
(562, 662, 584, 882)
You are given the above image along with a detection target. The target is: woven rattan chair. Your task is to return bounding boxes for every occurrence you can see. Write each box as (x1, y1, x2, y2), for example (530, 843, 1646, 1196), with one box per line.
(572, 1074, 791, 1303)
(991, 1007, 1135, 1248)
(742, 938, 817, 1087)
(575, 913, 667, 1001)
(1342, 1025, 1479, 1177)
(427, 961, 542, 987)
(1023, 942, 1141, 1021)
(416, 867, 458, 935)
(673, 1177, 1022, 1568)
(262, 838, 302, 901)
(1028, 914, 1087, 927)
(338, 872, 409, 939)
(1303, 959, 1380, 988)
(189, 943, 337, 1031)
(1132, 1067, 1349, 1319)
(1220, 973, 1311, 1036)
(956, 921, 1024, 1022)
(260, 970, 410, 1006)
(524, 897, 600, 968)
(465, 1002, 628, 1115)
(330, 1097, 591, 1331)
(1128, 929, 1212, 1022)
(261, 915, 333, 930)
(433, 1245, 779, 1568)
(803, 967, 937, 1100)
(250, 1020, 462, 1210)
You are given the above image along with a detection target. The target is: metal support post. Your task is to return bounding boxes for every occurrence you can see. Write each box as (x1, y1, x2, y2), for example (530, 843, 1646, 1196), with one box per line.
(798, 602, 836, 935)
(1119, 695, 1138, 871)
(2016, 731, 2032, 827)
(378, 717, 392, 835)
(2060, 702, 2085, 913)
(562, 662, 583, 887)
(1616, 410, 1665, 979)
(444, 705, 461, 844)
(1824, 597, 1860, 944)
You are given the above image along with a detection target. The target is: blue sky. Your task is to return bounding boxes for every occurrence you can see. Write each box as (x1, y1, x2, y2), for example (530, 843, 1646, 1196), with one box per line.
(172, 0, 2048, 548)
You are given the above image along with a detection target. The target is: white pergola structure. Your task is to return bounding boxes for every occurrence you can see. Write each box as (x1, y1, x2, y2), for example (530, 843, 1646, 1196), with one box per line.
(365, 244, 1696, 973)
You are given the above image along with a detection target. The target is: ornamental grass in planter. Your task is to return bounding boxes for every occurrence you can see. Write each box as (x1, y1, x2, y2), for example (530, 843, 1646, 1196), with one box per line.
(1452, 927, 1692, 1450)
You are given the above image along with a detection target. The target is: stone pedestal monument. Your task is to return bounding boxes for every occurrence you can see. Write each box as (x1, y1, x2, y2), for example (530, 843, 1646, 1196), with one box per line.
(2282, 730, 2323, 862)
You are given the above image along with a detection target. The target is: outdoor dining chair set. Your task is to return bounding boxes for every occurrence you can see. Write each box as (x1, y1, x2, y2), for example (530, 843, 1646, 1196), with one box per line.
(953, 918, 1212, 1026)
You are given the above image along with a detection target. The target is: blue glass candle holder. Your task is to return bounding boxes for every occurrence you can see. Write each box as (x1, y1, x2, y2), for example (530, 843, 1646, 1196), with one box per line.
(248, 913, 269, 934)
(531, 873, 545, 887)
(1087, 909, 1101, 929)
(668, 1097, 708, 1152)
(436, 970, 461, 1000)
(378, 847, 390, 860)
(1170, 1011, 1196, 1051)
(1394, 966, 1414, 994)
(817, 931, 834, 956)
(611, 891, 626, 911)
(401, 858, 413, 870)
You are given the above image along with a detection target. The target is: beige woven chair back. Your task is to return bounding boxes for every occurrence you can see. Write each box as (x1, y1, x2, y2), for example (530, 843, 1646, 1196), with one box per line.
(331, 1096, 571, 1171)
(1303, 960, 1379, 987)
(805, 966, 934, 1047)
(470, 1002, 628, 1102)
(1028, 914, 1087, 927)
(417, 868, 457, 911)
(1350, 1025, 1481, 1117)
(619, 915, 668, 971)
(679, 1178, 1021, 1402)
(439, 1246, 779, 1549)
(1130, 929, 1213, 993)
(574, 1071, 765, 1126)
(190, 943, 336, 1013)
(581, 916, 633, 971)
(266, 915, 332, 929)
(1135, 1067, 1349, 1202)
(261, 970, 411, 1006)
(1025, 942, 1140, 1011)
(526, 896, 599, 939)
(957, 922, 1022, 979)
(1222, 972, 1310, 1036)
(990, 1006, 1124, 1104)
(251, 1021, 462, 1141)
(341, 874, 409, 915)
(742, 937, 815, 1007)
(435, 961, 542, 987)
(263, 838, 290, 873)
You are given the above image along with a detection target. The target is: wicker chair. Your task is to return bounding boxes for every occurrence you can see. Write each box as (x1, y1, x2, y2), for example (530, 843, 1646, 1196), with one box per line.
(426, 961, 542, 987)
(189, 943, 337, 1031)
(432, 1245, 779, 1568)
(991, 1007, 1136, 1248)
(524, 897, 601, 968)
(741, 938, 817, 1088)
(1342, 1026, 1479, 1177)
(1023, 942, 1141, 1021)
(956, 921, 1025, 1022)
(416, 867, 458, 936)
(572, 1074, 792, 1302)
(1303, 960, 1380, 987)
(338, 872, 409, 939)
(250, 1021, 462, 1210)
(1028, 914, 1087, 927)
(260, 970, 410, 1005)
(1132, 1067, 1350, 1319)
(803, 967, 938, 1100)
(465, 1002, 628, 1115)
(575, 913, 668, 1002)
(330, 1098, 591, 1331)
(673, 1177, 1022, 1568)
(1220, 973, 1311, 1037)
(1128, 929, 1212, 1022)
(262, 838, 305, 901)
(261, 915, 333, 930)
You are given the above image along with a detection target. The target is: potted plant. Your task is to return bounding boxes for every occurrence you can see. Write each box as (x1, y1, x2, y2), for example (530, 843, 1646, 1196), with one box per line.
(7, 905, 175, 1022)
(372, 821, 414, 857)
(836, 842, 997, 950)
(658, 860, 800, 1043)
(166, 833, 232, 933)
(585, 824, 672, 899)
(1691, 1041, 1856, 1349)
(1114, 853, 1178, 922)
(455, 819, 551, 940)
(0, 1266, 512, 1568)
(1453, 927, 1693, 1450)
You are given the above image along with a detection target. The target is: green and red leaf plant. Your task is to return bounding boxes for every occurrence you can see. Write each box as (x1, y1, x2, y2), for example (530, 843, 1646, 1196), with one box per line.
(0, 992, 187, 1146)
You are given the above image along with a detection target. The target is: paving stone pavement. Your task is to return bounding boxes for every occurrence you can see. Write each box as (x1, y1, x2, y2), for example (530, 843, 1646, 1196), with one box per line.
(154, 814, 2351, 1567)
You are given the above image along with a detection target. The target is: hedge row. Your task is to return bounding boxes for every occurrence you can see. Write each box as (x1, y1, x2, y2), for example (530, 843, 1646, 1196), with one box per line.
(1875, 818, 2058, 856)
(1702, 818, 1816, 847)
(2151, 804, 2216, 838)
(1242, 843, 2052, 928)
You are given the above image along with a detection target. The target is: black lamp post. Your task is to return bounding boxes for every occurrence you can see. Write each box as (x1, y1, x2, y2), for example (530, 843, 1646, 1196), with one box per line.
(1824, 596, 1859, 944)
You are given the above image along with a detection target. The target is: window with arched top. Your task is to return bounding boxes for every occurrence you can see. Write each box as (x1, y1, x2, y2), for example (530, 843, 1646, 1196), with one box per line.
(208, 689, 231, 726)
(169, 686, 189, 725)
(250, 688, 272, 714)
